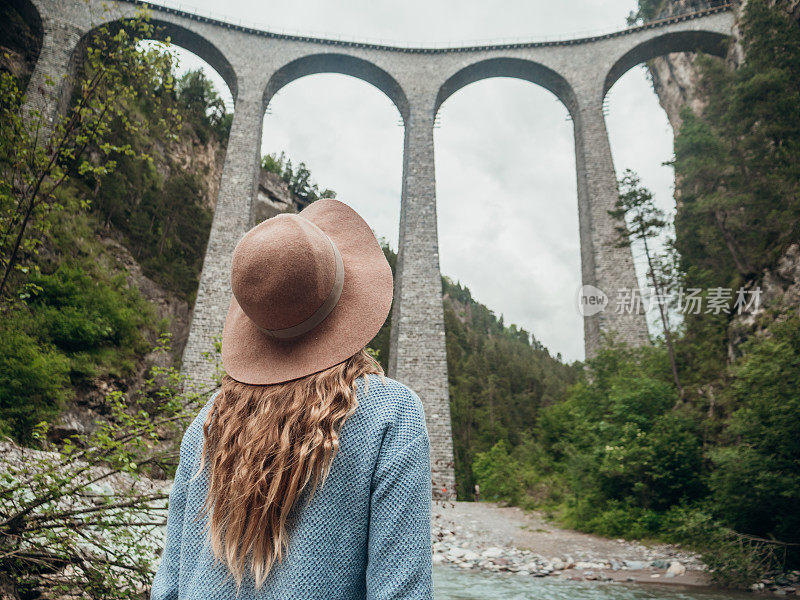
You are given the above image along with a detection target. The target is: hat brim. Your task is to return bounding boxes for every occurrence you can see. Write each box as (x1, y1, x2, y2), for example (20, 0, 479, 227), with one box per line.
(221, 198, 393, 385)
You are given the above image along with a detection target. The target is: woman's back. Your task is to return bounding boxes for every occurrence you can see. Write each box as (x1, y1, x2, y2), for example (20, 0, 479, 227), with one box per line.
(152, 374, 433, 600)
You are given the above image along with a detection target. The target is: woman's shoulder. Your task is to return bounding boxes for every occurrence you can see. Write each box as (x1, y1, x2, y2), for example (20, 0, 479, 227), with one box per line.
(358, 373, 422, 411)
(355, 374, 428, 440)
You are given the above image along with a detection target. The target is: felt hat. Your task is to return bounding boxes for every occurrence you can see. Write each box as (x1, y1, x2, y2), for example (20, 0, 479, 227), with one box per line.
(221, 198, 393, 385)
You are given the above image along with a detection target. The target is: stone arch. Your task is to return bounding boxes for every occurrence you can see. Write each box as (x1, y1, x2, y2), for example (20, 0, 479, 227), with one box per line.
(603, 29, 730, 97)
(1, 0, 45, 89)
(69, 16, 238, 102)
(263, 53, 409, 122)
(435, 57, 578, 117)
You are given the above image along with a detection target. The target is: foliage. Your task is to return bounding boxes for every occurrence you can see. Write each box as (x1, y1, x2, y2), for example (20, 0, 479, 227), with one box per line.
(611, 169, 682, 394)
(472, 441, 524, 504)
(261, 151, 336, 208)
(90, 68, 229, 303)
(0, 182, 157, 442)
(0, 12, 179, 306)
(0, 16, 233, 440)
(0, 338, 214, 600)
(672, 0, 800, 379)
(442, 277, 580, 499)
(0, 326, 70, 441)
(506, 3, 800, 585)
(631, 0, 667, 23)
(530, 344, 704, 514)
(710, 315, 800, 546)
(175, 69, 231, 143)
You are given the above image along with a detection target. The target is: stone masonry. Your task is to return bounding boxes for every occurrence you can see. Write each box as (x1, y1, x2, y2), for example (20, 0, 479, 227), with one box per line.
(19, 0, 736, 498)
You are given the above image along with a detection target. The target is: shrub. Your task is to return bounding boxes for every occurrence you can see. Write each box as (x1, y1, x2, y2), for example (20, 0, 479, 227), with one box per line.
(0, 325, 70, 441)
(0, 339, 214, 599)
(472, 440, 524, 504)
(711, 316, 800, 543)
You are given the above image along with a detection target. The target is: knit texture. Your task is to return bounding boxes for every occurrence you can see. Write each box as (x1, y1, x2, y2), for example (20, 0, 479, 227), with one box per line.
(151, 374, 433, 600)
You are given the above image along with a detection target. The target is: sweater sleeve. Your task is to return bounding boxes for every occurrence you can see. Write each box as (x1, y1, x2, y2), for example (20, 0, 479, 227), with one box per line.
(150, 429, 194, 599)
(365, 389, 433, 600)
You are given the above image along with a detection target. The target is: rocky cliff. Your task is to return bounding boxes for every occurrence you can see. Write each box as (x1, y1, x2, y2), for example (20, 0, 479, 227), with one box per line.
(647, 0, 737, 132)
(647, 0, 800, 355)
(253, 169, 300, 222)
(648, 0, 798, 130)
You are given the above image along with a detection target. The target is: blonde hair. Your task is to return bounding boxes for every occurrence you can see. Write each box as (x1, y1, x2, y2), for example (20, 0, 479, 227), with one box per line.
(198, 349, 382, 588)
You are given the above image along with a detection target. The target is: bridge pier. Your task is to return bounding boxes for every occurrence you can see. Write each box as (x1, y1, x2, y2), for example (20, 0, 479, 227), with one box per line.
(573, 99, 650, 357)
(22, 18, 83, 139)
(388, 102, 456, 500)
(181, 83, 265, 391)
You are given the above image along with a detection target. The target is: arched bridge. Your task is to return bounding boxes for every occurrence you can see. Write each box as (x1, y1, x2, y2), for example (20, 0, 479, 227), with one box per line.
(18, 0, 736, 498)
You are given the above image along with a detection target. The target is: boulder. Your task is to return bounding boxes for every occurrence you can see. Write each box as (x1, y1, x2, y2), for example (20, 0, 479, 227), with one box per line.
(665, 561, 686, 577)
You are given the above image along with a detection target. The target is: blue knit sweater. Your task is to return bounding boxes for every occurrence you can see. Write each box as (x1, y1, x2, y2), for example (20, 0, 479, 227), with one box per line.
(151, 374, 433, 600)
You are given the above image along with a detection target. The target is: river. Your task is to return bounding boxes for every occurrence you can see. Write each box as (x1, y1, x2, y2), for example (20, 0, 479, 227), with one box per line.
(433, 565, 752, 600)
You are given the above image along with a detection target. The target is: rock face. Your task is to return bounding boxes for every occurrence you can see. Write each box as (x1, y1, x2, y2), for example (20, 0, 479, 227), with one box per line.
(51, 168, 306, 441)
(252, 170, 299, 224)
(647, 0, 736, 133)
(648, 0, 797, 132)
(169, 132, 227, 212)
(727, 243, 800, 361)
(649, 51, 712, 132)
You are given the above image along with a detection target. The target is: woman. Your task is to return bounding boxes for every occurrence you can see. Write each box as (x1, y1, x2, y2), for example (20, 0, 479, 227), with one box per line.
(151, 199, 433, 599)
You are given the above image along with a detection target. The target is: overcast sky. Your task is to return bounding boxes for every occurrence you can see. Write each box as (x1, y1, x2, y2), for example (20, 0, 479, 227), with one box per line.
(159, 0, 676, 362)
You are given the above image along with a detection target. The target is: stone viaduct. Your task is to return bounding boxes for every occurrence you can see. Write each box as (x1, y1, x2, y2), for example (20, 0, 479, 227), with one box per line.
(16, 0, 735, 497)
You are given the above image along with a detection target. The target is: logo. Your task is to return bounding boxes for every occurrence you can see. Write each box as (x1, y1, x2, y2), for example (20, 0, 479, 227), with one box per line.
(577, 285, 608, 316)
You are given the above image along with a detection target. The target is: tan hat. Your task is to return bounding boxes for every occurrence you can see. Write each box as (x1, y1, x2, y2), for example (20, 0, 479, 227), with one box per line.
(221, 198, 393, 385)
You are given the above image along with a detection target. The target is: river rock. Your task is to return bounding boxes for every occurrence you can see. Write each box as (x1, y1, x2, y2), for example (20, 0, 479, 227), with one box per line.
(448, 547, 467, 559)
(665, 561, 686, 577)
(481, 547, 504, 559)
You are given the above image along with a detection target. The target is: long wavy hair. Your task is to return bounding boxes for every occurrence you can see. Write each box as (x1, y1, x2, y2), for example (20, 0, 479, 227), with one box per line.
(198, 348, 382, 588)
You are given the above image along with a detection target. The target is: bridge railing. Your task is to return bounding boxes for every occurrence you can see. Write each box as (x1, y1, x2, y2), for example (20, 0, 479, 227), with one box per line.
(125, 0, 733, 52)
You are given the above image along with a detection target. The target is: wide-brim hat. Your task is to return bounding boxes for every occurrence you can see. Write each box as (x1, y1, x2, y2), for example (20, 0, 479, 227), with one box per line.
(221, 198, 393, 385)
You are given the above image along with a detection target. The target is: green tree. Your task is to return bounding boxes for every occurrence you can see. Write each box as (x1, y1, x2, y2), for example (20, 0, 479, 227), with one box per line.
(710, 316, 800, 545)
(673, 0, 800, 288)
(261, 151, 336, 207)
(176, 69, 231, 142)
(611, 169, 683, 397)
(0, 11, 178, 305)
(472, 440, 524, 504)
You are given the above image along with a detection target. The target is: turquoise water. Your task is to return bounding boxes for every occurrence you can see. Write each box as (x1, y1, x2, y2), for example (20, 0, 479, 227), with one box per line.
(433, 566, 751, 600)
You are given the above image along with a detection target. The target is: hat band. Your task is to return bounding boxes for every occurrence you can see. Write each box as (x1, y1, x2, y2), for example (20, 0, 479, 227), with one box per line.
(256, 236, 345, 340)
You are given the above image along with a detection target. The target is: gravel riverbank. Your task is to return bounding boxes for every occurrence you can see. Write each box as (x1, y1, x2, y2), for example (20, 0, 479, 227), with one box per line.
(432, 501, 710, 587)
